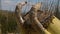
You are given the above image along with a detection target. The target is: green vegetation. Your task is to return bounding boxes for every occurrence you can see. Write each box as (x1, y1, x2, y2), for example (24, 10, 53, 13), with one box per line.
(0, 10, 17, 33)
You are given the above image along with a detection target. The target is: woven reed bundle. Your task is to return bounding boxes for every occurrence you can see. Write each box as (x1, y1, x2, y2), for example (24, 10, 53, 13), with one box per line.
(23, 9, 54, 29)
